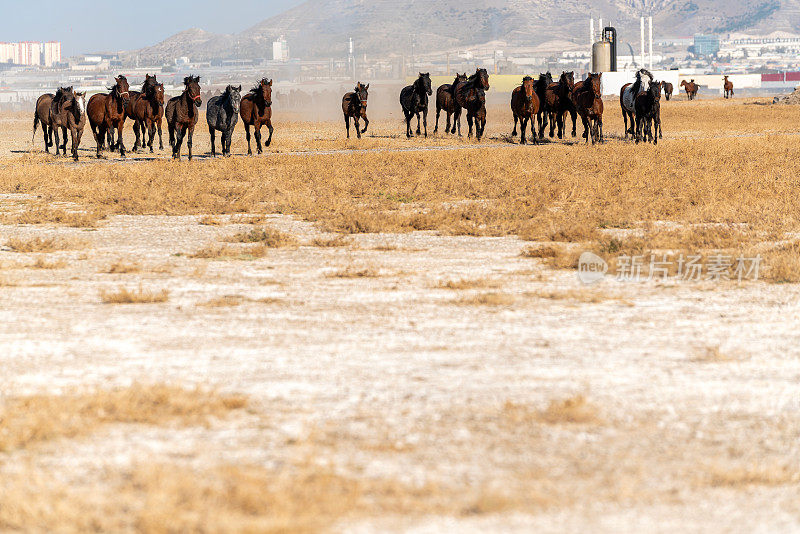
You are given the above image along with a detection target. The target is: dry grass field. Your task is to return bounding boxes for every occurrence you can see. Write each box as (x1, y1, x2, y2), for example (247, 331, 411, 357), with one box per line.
(1, 96, 800, 532)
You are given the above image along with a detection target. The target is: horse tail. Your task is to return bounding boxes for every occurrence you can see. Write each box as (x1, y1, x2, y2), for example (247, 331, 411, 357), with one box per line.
(32, 114, 39, 142)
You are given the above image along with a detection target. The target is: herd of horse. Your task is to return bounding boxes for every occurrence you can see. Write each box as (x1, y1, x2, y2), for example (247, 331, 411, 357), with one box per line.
(30, 69, 729, 160)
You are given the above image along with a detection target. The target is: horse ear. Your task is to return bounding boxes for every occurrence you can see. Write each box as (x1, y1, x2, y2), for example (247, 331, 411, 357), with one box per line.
(237, 85, 242, 91)
(268, 79, 273, 86)
(365, 84, 369, 90)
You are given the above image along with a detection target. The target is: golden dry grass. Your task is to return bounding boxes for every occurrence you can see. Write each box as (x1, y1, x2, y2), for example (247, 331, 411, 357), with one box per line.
(451, 292, 516, 306)
(103, 260, 141, 274)
(189, 244, 268, 260)
(0, 207, 104, 227)
(311, 234, 351, 247)
(503, 395, 602, 426)
(705, 463, 800, 487)
(30, 256, 66, 269)
(225, 226, 297, 247)
(326, 264, 381, 278)
(6, 236, 88, 253)
(199, 295, 245, 307)
(0, 384, 247, 452)
(433, 277, 502, 290)
(100, 285, 169, 304)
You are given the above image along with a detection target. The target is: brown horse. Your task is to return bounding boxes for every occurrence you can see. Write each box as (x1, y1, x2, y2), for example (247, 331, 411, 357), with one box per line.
(129, 75, 165, 153)
(573, 73, 604, 144)
(342, 82, 369, 139)
(511, 76, 539, 145)
(723, 76, 734, 99)
(165, 75, 202, 160)
(434, 73, 466, 135)
(32, 93, 54, 152)
(240, 78, 274, 154)
(661, 81, 673, 101)
(454, 68, 490, 140)
(681, 80, 698, 100)
(48, 87, 87, 161)
(544, 71, 575, 139)
(87, 75, 131, 158)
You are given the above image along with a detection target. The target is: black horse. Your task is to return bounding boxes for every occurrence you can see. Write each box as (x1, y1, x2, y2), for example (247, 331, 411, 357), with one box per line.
(635, 80, 661, 145)
(534, 72, 552, 139)
(400, 73, 432, 138)
(207, 85, 242, 156)
(454, 68, 491, 140)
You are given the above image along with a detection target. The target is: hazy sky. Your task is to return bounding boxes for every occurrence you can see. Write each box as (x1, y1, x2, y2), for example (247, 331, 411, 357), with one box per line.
(0, 0, 304, 56)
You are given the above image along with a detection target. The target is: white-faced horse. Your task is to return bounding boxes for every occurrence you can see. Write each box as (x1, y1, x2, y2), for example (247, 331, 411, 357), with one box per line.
(619, 69, 653, 139)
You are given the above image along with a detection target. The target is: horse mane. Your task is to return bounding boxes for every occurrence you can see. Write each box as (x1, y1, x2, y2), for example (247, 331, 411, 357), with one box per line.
(522, 75, 533, 82)
(249, 79, 269, 95)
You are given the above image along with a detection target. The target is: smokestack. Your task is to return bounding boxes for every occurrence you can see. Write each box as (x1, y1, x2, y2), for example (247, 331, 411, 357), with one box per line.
(640, 17, 645, 68)
(590, 18, 595, 46)
(648, 16, 653, 70)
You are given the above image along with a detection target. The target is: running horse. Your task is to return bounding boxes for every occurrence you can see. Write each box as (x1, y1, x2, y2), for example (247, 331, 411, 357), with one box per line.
(128, 75, 164, 153)
(32, 92, 55, 152)
(87, 75, 130, 158)
(723, 76, 734, 99)
(454, 68, 491, 140)
(510, 76, 539, 144)
(165, 75, 202, 160)
(634, 80, 661, 145)
(400, 72, 433, 138)
(534, 72, 552, 139)
(543, 71, 575, 139)
(207, 84, 242, 157)
(240, 78, 274, 154)
(619, 69, 653, 139)
(434, 73, 466, 136)
(681, 80, 698, 100)
(573, 72, 604, 144)
(661, 81, 673, 101)
(341, 82, 369, 139)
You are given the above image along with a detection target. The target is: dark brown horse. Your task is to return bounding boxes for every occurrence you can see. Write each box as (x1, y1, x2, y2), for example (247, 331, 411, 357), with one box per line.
(661, 81, 673, 101)
(400, 73, 433, 138)
(543, 71, 575, 139)
(165, 75, 202, 160)
(87, 75, 130, 158)
(511, 76, 539, 145)
(573, 73, 604, 144)
(32, 93, 54, 152)
(681, 80, 698, 100)
(454, 68, 490, 140)
(128, 75, 165, 153)
(723, 76, 734, 99)
(342, 82, 369, 139)
(534, 72, 552, 138)
(48, 87, 87, 161)
(434, 73, 466, 135)
(240, 78, 274, 154)
(634, 80, 661, 145)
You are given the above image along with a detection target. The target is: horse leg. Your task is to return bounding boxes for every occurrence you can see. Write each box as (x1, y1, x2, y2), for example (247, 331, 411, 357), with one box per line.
(43, 124, 51, 152)
(157, 118, 164, 150)
(70, 126, 79, 161)
(622, 109, 628, 139)
(344, 114, 350, 139)
(454, 109, 461, 136)
(168, 122, 175, 149)
(132, 121, 140, 152)
(354, 116, 361, 139)
(117, 122, 126, 157)
(423, 110, 428, 138)
(266, 120, 274, 147)
(531, 114, 538, 145)
(187, 125, 194, 161)
(209, 127, 216, 157)
(245, 123, 252, 154)
(512, 114, 518, 137)
(599, 117, 604, 144)
(434, 107, 440, 133)
(254, 126, 263, 154)
(53, 127, 61, 156)
(467, 113, 473, 139)
(415, 112, 421, 135)
(571, 109, 577, 137)
(519, 117, 526, 144)
(405, 112, 412, 138)
(173, 126, 184, 160)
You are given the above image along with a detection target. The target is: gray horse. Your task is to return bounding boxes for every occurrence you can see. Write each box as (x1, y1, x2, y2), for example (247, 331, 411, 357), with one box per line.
(207, 85, 242, 156)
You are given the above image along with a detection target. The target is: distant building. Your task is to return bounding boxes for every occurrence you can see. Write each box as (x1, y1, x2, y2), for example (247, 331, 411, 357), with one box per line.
(693, 34, 720, 57)
(273, 36, 289, 61)
(0, 40, 60, 66)
(43, 41, 61, 66)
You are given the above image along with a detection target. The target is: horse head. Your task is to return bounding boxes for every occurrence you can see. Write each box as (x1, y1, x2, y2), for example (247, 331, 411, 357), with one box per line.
(587, 72, 602, 98)
(184, 75, 202, 106)
(255, 78, 273, 106)
(417, 73, 432, 96)
(153, 82, 165, 106)
(54, 86, 75, 113)
(650, 80, 662, 100)
(476, 68, 490, 91)
(560, 71, 575, 89)
(521, 76, 535, 103)
(355, 82, 369, 109)
(226, 85, 242, 114)
(73, 91, 86, 119)
(453, 72, 467, 86)
(142, 74, 158, 98)
(114, 75, 130, 106)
